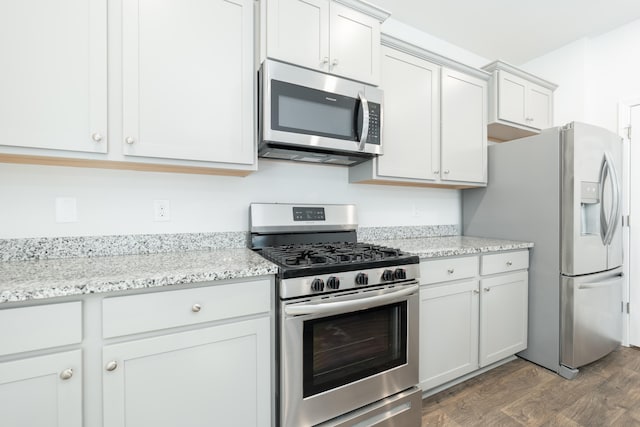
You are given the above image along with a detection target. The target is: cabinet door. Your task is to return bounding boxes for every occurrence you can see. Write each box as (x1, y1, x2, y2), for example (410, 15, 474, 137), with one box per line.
(266, 0, 330, 73)
(0, 350, 82, 427)
(103, 317, 271, 427)
(122, 0, 254, 165)
(441, 68, 487, 184)
(329, 2, 380, 85)
(479, 271, 528, 367)
(377, 47, 440, 180)
(419, 281, 479, 391)
(497, 71, 527, 126)
(527, 84, 553, 130)
(0, 0, 107, 153)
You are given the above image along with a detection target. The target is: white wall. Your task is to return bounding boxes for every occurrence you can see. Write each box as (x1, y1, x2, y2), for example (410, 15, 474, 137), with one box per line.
(0, 160, 460, 238)
(0, 18, 490, 240)
(522, 38, 589, 126)
(522, 18, 640, 131)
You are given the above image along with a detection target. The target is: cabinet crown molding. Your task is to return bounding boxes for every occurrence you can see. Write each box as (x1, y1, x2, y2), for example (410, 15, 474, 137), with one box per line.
(380, 34, 491, 81)
(482, 60, 558, 90)
(332, 0, 390, 22)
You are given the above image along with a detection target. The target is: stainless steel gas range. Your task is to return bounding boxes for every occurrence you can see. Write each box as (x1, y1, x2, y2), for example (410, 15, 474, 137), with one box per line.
(250, 203, 422, 427)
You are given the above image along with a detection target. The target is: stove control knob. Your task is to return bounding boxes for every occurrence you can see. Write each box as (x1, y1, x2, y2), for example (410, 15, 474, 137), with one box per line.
(355, 273, 368, 286)
(311, 278, 325, 292)
(394, 268, 407, 280)
(381, 269, 394, 281)
(327, 276, 340, 290)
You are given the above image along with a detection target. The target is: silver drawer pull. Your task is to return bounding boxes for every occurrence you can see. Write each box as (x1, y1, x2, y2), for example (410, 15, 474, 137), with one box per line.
(506, 261, 513, 266)
(91, 132, 103, 142)
(473, 289, 479, 294)
(447, 268, 455, 274)
(484, 287, 491, 292)
(192, 304, 202, 313)
(105, 361, 118, 372)
(60, 368, 73, 380)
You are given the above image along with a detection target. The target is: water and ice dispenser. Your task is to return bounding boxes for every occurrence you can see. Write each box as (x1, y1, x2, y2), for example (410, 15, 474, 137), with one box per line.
(580, 181, 600, 235)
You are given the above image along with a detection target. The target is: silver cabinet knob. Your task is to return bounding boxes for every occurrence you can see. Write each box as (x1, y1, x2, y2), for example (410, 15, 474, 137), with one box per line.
(60, 368, 73, 380)
(332, 58, 339, 67)
(91, 133, 103, 142)
(484, 287, 491, 292)
(105, 360, 118, 372)
(191, 304, 202, 313)
(125, 137, 135, 145)
(322, 56, 329, 64)
(506, 261, 513, 266)
(444, 170, 450, 174)
(447, 268, 455, 274)
(433, 170, 440, 174)
(473, 289, 480, 294)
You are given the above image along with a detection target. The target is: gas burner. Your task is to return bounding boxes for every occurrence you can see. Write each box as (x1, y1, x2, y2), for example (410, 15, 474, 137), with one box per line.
(260, 242, 409, 268)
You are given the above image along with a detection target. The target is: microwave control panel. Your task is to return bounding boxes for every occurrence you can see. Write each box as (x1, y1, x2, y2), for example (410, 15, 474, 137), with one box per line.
(367, 103, 381, 145)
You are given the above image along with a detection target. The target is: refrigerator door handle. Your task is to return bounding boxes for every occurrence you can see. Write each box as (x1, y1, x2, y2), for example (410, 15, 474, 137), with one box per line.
(577, 274, 623, 290)
(599, 153, 620, 246)
(599, 155, 610, 244)
(605, 152, 621, 245)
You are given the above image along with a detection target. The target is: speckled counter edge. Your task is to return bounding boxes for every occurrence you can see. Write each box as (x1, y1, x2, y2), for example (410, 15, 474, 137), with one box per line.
(357, 224, 459, 241)
(1, 225, 459, 262)
(0, 232, 248, 262)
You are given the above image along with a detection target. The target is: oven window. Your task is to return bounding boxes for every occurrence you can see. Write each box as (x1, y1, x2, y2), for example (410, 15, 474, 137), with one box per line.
(302, 302, 407, 397)
(271, 79, 359, 141)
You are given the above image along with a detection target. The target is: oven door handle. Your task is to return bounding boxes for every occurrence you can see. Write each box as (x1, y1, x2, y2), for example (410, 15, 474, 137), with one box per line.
(284, 284, 419, 316)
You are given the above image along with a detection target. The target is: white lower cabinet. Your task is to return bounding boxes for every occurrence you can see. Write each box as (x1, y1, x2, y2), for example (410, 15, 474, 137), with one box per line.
(103, 317, 270, 427)
(420, 251, 529, 392)
(0, 350, 82, 427)
(479, 272, 528, 366)
(420, 280, 479, 391)
(0, 277, 273, 427)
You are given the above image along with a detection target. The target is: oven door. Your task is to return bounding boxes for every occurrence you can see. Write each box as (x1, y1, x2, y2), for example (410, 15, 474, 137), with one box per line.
(280, 283, 419, 427)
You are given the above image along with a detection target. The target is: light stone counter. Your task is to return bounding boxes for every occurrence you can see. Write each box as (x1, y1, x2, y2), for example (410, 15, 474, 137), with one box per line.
(364, 235, 533, 258)
(0, 248, 278, 304)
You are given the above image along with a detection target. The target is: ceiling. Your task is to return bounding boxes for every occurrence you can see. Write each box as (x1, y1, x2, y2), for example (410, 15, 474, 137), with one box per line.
(369, 0, 640, 65)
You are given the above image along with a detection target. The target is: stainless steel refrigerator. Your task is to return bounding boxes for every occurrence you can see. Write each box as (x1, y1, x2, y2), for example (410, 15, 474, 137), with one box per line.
(463, 122, 623, 378)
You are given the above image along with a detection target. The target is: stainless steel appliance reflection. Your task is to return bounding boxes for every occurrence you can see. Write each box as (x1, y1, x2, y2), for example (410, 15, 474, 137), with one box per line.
(463, 122, 624, 378)
(250, 203, 421, 426)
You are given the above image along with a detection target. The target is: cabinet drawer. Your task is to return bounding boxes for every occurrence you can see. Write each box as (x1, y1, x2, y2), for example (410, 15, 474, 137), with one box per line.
(103, 279, 271, 338)
(0, 302, 82, 356)
(420, 256, 479, 285)
(481, 251, 529, 276)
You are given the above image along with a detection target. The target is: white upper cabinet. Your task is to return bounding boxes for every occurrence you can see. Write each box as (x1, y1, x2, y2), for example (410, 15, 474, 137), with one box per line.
(441, 67, 487, 184)
(483, 60, 557, 142)
(349, 36, 489, 188)
(376, 46, 440, 181)
(0, 0, 107, 154)
(266, 0, 330, 73)
(262, 0, 389, 85)
(122, 0, 255, 165)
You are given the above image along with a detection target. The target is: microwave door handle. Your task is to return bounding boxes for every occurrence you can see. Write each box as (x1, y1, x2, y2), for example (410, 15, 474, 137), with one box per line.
(605, 152, 621, 245)
(284, 284, 418, 316)
(358, 92, 370, 151)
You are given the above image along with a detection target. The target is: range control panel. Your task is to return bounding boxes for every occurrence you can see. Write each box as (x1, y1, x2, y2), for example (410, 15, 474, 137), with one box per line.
(293, 206, 326, 221)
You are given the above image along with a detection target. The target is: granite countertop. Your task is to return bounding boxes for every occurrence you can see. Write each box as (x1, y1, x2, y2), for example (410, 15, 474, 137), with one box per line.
(364, 235, 533, 258)
(0, 248, 278, 304)
(0, 231, 532, 305)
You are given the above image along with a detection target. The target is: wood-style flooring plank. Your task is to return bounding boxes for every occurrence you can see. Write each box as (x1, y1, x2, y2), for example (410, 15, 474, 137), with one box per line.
(422, 347, 640, 427)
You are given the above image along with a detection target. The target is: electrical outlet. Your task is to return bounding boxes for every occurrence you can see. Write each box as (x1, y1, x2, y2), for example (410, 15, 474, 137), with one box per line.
(55, 197, 78, 223)
(154, 200, 171, 222)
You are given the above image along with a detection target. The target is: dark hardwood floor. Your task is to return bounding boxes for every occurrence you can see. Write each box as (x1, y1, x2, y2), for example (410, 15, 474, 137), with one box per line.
(422, 346, 640, 426)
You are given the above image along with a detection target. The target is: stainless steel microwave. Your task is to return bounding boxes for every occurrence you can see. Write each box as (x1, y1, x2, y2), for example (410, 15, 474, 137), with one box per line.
(258, 60, 383, 166)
